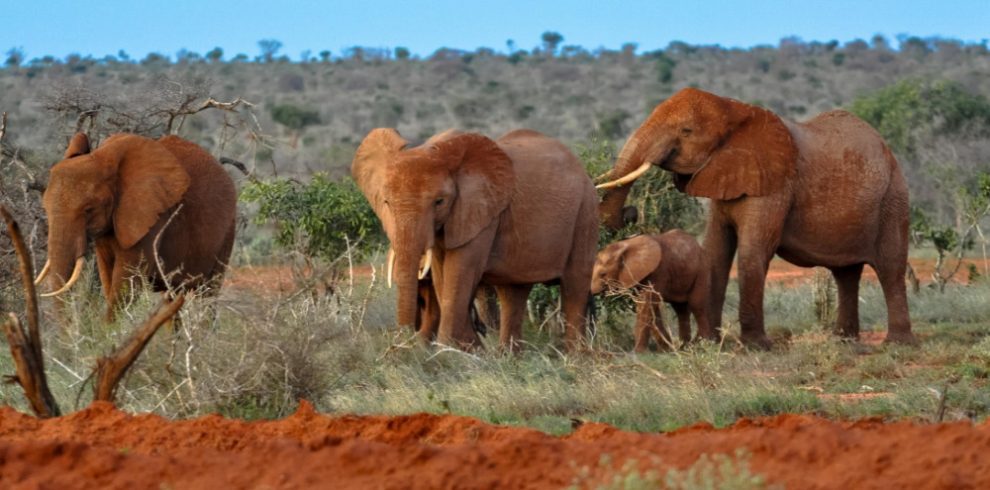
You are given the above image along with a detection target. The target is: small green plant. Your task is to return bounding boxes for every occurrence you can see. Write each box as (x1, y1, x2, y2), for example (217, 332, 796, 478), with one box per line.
(570, 450, 770, 490)
(240, 175, 384, 261)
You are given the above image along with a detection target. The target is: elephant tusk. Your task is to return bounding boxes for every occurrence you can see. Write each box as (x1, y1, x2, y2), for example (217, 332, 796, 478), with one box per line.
(40, 257, 84, 298)
(418, 249, 433, 280)
(386, 248, 396, 289)
(592, 170, 613, 183)
(595, 161, 653, 190)
(34, 259, 51, 285)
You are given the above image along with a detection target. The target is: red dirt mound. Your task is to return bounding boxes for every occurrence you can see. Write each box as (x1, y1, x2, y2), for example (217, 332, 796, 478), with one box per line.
(1, 403, 988, 489)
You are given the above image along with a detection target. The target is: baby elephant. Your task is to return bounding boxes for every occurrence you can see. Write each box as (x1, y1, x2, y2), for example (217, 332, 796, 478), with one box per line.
(592, 231, 715, 351)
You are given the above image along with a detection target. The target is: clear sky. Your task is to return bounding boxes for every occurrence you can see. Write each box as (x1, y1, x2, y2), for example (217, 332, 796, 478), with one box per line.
(2, 0, 988, 61)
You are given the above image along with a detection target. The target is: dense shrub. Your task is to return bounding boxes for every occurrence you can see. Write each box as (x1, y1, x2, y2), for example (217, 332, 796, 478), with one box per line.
(240, 175, 384, 260)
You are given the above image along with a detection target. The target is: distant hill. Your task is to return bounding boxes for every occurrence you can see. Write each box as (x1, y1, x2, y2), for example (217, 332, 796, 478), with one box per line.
(1, 36, 988, 181)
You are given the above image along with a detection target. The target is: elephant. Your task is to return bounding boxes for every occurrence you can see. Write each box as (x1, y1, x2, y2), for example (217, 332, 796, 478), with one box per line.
(414, 274, 497, 339)
(352, 128, 598, 350)
(38, 133, 238, 318)
(591, 231, 713, 352)
(596, 88, 913, 347)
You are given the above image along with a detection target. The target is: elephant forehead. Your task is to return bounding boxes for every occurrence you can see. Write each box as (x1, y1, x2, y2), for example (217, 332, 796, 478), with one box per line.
(660, 89, 730, 124)
(384, 156, 450, 194)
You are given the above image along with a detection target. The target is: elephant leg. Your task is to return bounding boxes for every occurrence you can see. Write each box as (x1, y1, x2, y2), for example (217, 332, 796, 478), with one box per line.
(496, 284, 533, 352)
(871, 176, 915, 344)
(735, 238, 774, 350)
(875, 259, 916, 345)
(632, 294, 653, 352)
(634, 291, 668, 352)
(831, 264, 864, 339)
(689, 289, 715, 342)
(559, 216, 596, 352)
(704, 218, 736, 339)
(436, 246, 488, 349)
(671, 302, 692, 344)
(416, 279, 441, 340)
(473, 284, 499, 336)
(559, 281, 591, 352)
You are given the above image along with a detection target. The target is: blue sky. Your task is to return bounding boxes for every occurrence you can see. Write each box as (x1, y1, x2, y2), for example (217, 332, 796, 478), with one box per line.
(3, 0, 988, 61)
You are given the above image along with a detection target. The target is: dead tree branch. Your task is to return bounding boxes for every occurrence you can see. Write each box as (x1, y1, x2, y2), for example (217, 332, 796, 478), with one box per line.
(2, 205, 186, 413)
(0, 205, 59, 417)
(0, 206, 42, 363)
(2, 315, 60, 417)
(167, 97, 256, 134)
(93, 295, 185, 402)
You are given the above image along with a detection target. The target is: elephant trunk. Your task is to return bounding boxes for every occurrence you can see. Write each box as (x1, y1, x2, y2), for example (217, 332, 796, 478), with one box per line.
(598, 123, 667, 230)
(391, 225, 433, 337)
(44, 218, 87, 296)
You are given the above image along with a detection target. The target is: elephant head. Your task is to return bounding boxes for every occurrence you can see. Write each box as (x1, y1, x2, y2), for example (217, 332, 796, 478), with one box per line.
(352, 129, 514, 331)
(598, 88, 798, 229)
(590, 235, 663, 294)
(38, 133, 190, 296)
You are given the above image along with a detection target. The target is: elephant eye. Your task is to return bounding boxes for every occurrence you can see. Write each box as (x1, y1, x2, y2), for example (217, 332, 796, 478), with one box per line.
(681, 127, 693, 135)
(434, 197, 445, 206)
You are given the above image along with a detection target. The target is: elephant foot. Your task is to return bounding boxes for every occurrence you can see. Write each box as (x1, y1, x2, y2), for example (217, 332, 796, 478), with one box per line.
(883, 330, 919, 346)
(740, 333, 773, 350)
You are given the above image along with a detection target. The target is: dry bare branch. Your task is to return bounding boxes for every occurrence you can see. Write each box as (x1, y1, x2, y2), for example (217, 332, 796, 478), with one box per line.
(2, 314, 61, 417)
(0, 205, 60, 418)
(219, 157, 250, 176)
(92, 295, 185, 402)
(0, 205, 42, 361)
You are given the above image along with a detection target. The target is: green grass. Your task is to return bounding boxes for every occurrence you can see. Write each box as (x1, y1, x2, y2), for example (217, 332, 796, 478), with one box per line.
(569, 450, 772, 490)
(2, 265, 990, 436)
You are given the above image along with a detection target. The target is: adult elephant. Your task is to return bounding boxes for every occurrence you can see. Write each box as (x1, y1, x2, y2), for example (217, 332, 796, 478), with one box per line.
(353, 128, 598, 350)
(597, 88, 913, 347)
(38, 133, 237, 318)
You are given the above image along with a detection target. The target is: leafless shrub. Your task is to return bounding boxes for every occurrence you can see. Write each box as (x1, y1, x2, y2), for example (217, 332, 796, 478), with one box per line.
(1, 205, 183, 416)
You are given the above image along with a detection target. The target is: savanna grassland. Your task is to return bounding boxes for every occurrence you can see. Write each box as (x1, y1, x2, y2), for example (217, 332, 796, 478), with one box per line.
(1, 34, 990, 488)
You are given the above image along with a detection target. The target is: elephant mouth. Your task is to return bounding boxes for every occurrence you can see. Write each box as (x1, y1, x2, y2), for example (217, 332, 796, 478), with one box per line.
(671, 172, 690, 191)
(656, 148, 678, 169)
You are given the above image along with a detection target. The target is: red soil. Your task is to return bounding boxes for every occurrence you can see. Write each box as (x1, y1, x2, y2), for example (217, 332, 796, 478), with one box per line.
(225, 257, 986, 294)
(1, 402, 989, 489)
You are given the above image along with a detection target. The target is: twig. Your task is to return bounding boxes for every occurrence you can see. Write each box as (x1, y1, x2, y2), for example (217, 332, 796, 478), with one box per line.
(153, 204, 184, 293)
(92, 296, 185, 402)
(219, 157, 251, 176)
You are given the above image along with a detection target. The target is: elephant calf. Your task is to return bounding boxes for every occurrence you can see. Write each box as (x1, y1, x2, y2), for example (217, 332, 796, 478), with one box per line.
(591, 231, 714, 352)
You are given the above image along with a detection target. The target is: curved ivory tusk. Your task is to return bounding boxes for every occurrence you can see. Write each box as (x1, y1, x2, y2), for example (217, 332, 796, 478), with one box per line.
(34, 259, 51, 285)
(418, 248, 433, 280)
(595, 161, 653, 190)
(386, 248, 396, 289)
(592, 170, 613, 183)
(40, 257, 84, 298)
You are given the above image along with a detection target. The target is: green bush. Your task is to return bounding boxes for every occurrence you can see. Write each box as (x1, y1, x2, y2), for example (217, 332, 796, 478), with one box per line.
(270, 103, 322, 131)
(849, 79, 990, 155)
(240, 175, 384, 260)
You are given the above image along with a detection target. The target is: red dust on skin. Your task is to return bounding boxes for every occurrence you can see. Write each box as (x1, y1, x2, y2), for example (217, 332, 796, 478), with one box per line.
(1, 402, 990, 489)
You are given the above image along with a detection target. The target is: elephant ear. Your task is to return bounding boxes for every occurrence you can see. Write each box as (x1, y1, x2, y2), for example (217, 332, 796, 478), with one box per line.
(685, 101, 797, 200)
(618, 236, 662, 289)
(64, 133, 91, 158)
(434, 133, 515, 249)
(424, 129, 463, 145)
(351, 128, 408, 240)
(101, 135, 191, 249)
